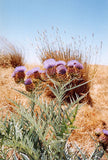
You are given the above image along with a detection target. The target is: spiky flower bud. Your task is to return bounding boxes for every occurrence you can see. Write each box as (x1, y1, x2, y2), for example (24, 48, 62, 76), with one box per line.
(43, 59, 56, 76)
(95, 128, 102, 136)
(99, 134, 108, 145)
(56, 65, 67, 74)
(26, 67, 41, 83)
(24, 78, 35, 92)
(39, 70, 48, 81)
(56, 65, 67, 81)
(67, 60, 83, 78)
(12, 66, 26, 83)
(47, 67, 56, 76)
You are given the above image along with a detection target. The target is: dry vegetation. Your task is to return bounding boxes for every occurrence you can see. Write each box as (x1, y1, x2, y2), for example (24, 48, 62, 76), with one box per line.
(0, 37, 24, 68)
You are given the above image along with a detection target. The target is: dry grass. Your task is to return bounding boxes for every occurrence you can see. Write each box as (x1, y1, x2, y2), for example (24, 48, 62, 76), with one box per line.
(0, 54, 11, 68)
(9, 52, 24, 68)
(0, 37, 25, 68)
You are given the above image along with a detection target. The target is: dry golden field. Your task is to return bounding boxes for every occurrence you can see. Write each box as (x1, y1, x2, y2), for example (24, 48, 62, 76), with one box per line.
(0, 64, 108, 159)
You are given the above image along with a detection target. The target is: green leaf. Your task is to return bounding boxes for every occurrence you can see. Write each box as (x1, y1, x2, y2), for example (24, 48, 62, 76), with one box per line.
(20, 153, 30, 160)
(13, 151, 18, 160)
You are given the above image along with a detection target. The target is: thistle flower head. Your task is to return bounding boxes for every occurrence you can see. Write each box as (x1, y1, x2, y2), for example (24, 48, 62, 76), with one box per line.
(56, 65, 67, 74)
(103, 130, 108, 136)
(39, 70, 47, 74)
(56, 60, 66, 66)
(12, 66, 26, 83)
(67, 60, 83, 69)
(24, 78, 35, 92)
(39, 70, 48, 81)
(43, 58, 56, 69)
(95, 128, 102, 136)
(26, 67, 40, 77)
(12, 66, 26, 77)
(99, 134, 108, 145)
(24, 78, 32, 85)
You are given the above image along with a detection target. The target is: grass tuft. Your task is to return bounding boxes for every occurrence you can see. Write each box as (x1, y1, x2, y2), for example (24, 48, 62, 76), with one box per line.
(0, 37, 25, 68)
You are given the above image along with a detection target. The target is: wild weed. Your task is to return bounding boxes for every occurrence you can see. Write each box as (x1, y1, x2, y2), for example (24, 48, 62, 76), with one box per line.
(0, 75, 86, 159)
(0, 73, 107, 159)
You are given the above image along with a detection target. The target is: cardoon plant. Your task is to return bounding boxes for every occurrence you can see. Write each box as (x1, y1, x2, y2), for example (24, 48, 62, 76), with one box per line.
(0, 68, 106, 159)
(0, 74, 87, 160)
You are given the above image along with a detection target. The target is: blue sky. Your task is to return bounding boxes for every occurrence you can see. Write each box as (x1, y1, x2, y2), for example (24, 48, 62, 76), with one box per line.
(0, 0, 108, 64)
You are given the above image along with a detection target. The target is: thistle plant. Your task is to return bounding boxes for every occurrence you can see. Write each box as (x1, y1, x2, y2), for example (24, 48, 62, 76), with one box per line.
(34, 28, 103, 106)
(0, 74, 86, 160)
(0, 65, 107, 159)
(0, 29, 104, 159)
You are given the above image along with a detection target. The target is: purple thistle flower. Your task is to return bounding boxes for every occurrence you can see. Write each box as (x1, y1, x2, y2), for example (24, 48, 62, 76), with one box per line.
(24, 78, 32, 85)
(39, 70, 47, 74)
(56, 60, 66, 66)
(12, 66, 26, 77)
(56, 65, 67, 74)
(103, 130, 108, 136)
(43, 59, 56, 69)
(67, 60, 83, 69)
(26, 67, 40, 76)
(24, 78, 35, 92)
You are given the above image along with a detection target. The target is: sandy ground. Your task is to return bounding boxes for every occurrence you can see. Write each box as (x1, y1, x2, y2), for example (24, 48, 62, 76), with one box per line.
(0, 64, 108, 159)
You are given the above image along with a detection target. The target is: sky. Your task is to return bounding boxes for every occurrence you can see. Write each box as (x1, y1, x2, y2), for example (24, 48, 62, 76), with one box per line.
(0, 0, 108, 64)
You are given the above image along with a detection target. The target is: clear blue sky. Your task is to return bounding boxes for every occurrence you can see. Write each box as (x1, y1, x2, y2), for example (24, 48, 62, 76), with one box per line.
(0, 0, 108, 64)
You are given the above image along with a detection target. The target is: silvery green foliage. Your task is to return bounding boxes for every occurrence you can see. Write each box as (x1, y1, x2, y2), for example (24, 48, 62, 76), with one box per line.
(0, 78, 106, 159)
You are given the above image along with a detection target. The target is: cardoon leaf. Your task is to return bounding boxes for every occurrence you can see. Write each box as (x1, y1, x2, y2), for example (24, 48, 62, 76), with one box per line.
(13, 151, 18, 160)
(20, 153, 30, 160)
